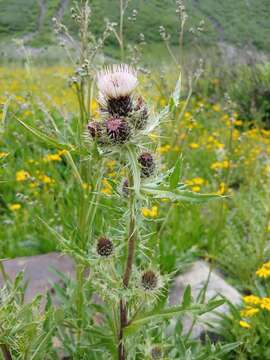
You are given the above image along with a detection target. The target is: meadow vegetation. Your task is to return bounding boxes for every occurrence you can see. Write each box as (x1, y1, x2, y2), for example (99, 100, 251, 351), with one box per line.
(0, 0, 270, 359)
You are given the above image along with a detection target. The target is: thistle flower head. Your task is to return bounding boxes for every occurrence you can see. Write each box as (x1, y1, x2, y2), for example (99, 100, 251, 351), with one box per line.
(97, 64, 137, 100)
(97, 236, 113, 257)
(138, 152, 155, 177)
(105, 117, 131, 144)
(141, 270, 158, 291)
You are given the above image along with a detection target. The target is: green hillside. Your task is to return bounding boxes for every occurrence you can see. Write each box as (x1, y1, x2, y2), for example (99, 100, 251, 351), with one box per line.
(0, 0, 269, 51)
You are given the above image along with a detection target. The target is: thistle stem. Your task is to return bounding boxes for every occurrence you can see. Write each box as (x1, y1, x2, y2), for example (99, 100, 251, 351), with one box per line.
(118, 171, 136, 359)
(123, 172, 136, 287)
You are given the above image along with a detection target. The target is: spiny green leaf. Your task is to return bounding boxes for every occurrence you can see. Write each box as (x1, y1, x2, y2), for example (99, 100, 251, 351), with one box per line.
(124, 304, 202, 336)
(142, 185, 223, 203)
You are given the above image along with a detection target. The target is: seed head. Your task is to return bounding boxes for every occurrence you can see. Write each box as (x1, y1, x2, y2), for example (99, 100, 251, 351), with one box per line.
(105, 117, 131, 144)
(96, 237, 113, 257)
(151, 346, 162, 359)
(87, 121, 102, 139)
(138, 152, 155, 177)
(141, 270, 158, 291)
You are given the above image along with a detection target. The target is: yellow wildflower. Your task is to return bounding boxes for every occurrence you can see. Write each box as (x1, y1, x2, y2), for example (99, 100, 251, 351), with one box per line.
(239, 320, 251, 329)
(234, 120, 243, 126)
(106, 160, 116, 169)
(159, 98, 167, 107)
(0, 152, 9, 159)
(9, 203, 21, 211)
(189, 143, 199, 149)
(39, 174, 53, 184)
(157, 144, 171, 155)
(240, 307, 259, 318)
(217, 182, 226, 195)
(210, 160, 229, 170)
(256, 261, 270, 278)
(141, 206, 158, 218)
(212, 104, 221, 112)
(43, 153, 61, 162)
(148, 133, 158, 141)
(58, 149, 68, 156)
(191, 186, 200, 192)
(101, 179, 113, 195)
(16, 170, 30, 182)
(192, 177, 204, 185)
(260, 297, 270, 311)
(82, 183, 92, 191)
(243, 295, 261, 305)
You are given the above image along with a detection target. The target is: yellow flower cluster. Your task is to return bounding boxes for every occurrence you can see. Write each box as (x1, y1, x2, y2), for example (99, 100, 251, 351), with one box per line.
(0, 152, 9, 159)
(43, 150, 67, 162)
(256, 261, 270, 278)
(16, 170, 30, 182)
(185, 177, 205, 192)
(239, 320, 251, 329)
(240, 307, 259, 318)
(9, 203, 22, 212)
(189, 143, 200, 149)
(141, 206, 158, 218)
(157, 144, 172, 154)
(210, 160, 229, 170)
(101, 179, 113, 195)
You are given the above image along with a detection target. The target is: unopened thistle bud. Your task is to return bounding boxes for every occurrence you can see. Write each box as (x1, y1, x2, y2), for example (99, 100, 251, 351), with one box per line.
(151, 346, 162, 359)
(138, 152, 155, 177)
(96, 237, 113, 257)
(87, 121, 102, 139)
(122, 178, 129, 197)
(141, 270, 158, 291)
(105, 117, 130, 144)
(132, 96, 149, 130)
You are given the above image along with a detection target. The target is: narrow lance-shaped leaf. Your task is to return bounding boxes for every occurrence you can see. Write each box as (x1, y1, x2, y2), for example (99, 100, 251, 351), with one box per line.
(141, 184, 223, 203)
(16, 117, 71, 151)
(182, 284, 192, 308)
(169, 156, 183, 189)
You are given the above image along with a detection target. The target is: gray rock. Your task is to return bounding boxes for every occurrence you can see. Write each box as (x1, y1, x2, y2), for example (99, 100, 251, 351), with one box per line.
(0, 252, 75, 303)
(0, 254, 241, 339)
(169, 260, 242, 338)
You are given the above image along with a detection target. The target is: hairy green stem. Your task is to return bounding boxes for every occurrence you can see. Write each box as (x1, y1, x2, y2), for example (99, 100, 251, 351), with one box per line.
(118, 170, 136, 359)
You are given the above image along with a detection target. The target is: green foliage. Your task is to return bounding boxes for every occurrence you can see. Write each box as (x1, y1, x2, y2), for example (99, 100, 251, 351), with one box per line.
(0, 0, 270, 51)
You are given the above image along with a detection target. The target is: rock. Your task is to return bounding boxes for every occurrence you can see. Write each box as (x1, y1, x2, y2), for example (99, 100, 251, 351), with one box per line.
(0, 252, 75, 303)
(0, 254, 241, 339)
(169, 260, 242, 338)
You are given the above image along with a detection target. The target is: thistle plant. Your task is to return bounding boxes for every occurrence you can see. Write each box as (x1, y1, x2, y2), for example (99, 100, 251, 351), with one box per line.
(78, 64, 223, 359)
(10, 2, 234, 359)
